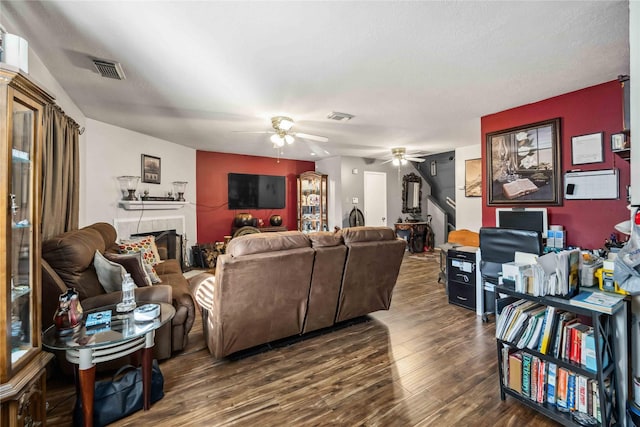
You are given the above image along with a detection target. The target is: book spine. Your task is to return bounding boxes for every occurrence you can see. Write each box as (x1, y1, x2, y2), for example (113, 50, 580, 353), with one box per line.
(547, 363, 557, 405)
(567, 372, 576, 411)
(587, 379, 595, 416)
(577, 375, 588, 413)
(557, 368, 569, 409)
(522, 353, 532, 398)
(530, 357, 539, 401)
(570, 327, 580, 364)
(537, 360, 546, 403)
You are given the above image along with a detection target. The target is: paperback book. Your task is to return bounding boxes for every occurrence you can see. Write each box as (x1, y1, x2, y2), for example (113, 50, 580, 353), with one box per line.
(569, 290, 624, 314)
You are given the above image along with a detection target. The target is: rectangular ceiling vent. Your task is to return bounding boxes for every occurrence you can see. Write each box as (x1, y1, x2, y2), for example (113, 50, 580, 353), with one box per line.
(327, 111, 354, 121)
(92, 59, 126, 80)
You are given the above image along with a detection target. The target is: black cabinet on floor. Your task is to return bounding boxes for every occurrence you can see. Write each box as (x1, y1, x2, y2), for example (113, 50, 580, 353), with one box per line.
(447, 246, 478, 311)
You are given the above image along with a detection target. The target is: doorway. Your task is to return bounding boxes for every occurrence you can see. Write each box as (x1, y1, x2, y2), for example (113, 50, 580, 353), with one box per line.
(364, 171, 387, 226)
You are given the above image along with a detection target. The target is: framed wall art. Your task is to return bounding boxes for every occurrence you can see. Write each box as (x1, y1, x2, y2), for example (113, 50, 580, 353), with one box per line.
(486, 118, 562, 206)
(141, 154, 161, 184)
(464, 158, 482, 197)
(571, 132, 603, 165)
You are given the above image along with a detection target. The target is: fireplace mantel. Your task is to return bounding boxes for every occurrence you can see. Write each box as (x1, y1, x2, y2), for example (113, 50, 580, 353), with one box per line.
(119, 200, 187, 210)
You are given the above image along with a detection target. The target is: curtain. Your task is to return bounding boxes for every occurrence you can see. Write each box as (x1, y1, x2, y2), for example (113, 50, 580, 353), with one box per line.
(41, 104, 80, 240)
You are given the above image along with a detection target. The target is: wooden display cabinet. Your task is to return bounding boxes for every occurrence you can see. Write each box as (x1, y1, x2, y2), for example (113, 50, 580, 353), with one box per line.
(0, 65, 54, 426)
(297, 171, 328, 233)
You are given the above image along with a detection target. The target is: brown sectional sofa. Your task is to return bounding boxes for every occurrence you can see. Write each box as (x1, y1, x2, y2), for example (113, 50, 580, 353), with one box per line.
(190, 226, 405, 359)
(41, 223, 196, 366)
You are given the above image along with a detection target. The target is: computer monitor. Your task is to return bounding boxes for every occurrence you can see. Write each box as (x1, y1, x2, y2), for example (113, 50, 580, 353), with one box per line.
(495, 208, 548, 236)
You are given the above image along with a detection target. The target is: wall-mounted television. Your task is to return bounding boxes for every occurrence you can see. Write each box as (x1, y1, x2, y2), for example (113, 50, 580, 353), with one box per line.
(228, 173, 286, 209)
(495, 207, 548, 236)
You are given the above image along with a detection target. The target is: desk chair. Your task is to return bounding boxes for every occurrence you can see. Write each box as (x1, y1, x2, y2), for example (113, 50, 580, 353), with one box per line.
(478, 227, 543, 321)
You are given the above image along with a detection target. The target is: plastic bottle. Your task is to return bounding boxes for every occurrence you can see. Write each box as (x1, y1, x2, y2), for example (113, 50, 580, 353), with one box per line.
(117, 273, 136, 312)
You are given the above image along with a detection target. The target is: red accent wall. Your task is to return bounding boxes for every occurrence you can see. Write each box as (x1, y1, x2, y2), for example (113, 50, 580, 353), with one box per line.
(196, 151, 315, 243)
(481, 80, 630, 249)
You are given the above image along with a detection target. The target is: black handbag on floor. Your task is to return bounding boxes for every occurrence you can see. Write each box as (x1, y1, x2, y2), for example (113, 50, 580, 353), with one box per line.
(73, 359, 164, 427)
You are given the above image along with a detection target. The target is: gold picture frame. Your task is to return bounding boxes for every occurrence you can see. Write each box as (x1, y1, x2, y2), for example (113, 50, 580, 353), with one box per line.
(465, 158, 482, 197)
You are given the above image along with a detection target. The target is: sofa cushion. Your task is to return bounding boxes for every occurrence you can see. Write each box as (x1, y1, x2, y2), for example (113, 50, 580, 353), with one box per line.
(308, 231, 343, 247)
(94, 250, 128, 293)
(104, 252, 151, 287)
(226, 231, 310, 257)
(42, 227, 107, 299)
(118, 236, 162, 283)
(340, 226, 396, 243)
(87, 222, 119, 252)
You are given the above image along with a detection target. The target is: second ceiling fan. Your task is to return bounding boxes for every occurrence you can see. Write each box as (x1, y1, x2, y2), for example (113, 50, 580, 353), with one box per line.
(381, 147, 426, 166)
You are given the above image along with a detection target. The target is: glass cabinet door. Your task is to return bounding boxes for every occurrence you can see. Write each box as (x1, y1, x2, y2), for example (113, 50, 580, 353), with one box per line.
(297, 172, 328, 233)
(8, 99, 36, 370)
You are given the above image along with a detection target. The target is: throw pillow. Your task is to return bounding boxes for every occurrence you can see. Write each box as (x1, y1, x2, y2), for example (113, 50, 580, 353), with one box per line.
(119, 235, 161, 265)
(118, 235, 163, 283)
(104, 252, 152, 287)
(94, 250, 128, 293)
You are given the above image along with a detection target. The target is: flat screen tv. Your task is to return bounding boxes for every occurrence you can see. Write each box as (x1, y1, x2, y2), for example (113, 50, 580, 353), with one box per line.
(228, 173, 286, 209)
(495, 207, 548, 236)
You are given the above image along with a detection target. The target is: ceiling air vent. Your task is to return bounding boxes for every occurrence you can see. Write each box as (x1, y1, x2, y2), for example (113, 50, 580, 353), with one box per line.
(92, 59, 126, 80)
(327, 111, 354, 121)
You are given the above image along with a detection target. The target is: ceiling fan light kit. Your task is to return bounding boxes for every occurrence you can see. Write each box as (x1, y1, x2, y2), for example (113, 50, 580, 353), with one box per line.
(271, 116, 294, 131)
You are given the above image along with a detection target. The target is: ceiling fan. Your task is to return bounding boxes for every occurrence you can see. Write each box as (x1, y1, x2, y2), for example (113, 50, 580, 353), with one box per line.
(235, 116, 329, 148)
(381, 147, 426, 166)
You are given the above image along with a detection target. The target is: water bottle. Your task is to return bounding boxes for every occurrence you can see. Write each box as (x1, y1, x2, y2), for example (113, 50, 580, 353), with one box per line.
(117, 273, 136, 312)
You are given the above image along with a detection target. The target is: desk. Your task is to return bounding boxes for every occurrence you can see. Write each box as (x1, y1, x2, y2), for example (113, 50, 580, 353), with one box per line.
(394, 222, 428, 253)
(43, 303, 175, 427)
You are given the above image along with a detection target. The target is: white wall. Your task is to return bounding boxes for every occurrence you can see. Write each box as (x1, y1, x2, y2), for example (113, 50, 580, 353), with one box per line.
(315, 157, 342, 231)
(338, 157, 407, 228)
(455, 144, 482, 232)
(82, 119, 197, 245)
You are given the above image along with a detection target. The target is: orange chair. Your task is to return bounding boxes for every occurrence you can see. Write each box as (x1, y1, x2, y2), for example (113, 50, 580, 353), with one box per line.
(447, 229, 479, 247)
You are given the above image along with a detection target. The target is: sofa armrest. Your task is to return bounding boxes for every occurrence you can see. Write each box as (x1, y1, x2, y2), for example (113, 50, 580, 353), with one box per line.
(81, 284, 173, 311)
(188, 273, 215, 311)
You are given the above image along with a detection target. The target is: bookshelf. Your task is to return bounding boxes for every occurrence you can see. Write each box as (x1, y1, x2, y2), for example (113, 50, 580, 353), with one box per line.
(495, 285, 622, 426)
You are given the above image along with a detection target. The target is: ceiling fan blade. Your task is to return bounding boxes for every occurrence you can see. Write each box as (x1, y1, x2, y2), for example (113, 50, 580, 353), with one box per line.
(306, 141, 331, 157)
(380, 159, 394, 164)
(406, 157, 426, 163)
(232, 130, 274, 134)
(294, 132, 329, 143)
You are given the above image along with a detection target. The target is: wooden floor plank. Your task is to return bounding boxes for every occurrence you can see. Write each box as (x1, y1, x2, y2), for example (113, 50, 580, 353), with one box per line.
(44, 254, 559, 426)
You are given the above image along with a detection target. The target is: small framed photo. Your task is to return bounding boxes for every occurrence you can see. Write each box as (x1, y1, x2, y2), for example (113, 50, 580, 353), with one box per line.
(141, 154, 161, 184)
(611, 133, 627, 151)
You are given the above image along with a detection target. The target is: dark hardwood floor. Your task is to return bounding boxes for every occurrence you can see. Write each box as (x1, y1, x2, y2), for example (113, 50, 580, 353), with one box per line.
(45, 254, 559, 426)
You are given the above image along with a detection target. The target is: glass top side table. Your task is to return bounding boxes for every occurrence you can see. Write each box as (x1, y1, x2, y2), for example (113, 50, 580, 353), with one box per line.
(42, 302, 175, 427)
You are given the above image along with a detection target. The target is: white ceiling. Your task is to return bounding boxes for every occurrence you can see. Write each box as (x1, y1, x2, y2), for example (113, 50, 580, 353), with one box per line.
(1, 1, 630, 161)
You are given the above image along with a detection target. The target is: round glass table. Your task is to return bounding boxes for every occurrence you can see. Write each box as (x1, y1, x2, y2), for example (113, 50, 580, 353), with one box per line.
(42, 302, 175, 427)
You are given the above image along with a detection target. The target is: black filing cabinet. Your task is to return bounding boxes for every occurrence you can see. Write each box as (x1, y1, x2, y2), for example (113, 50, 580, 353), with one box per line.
(447, 246, 478, 311)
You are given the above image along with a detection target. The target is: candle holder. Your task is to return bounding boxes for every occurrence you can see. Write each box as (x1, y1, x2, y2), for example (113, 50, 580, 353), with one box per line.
(172, 181, 188, 202)
(117, 176, 140, 200)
